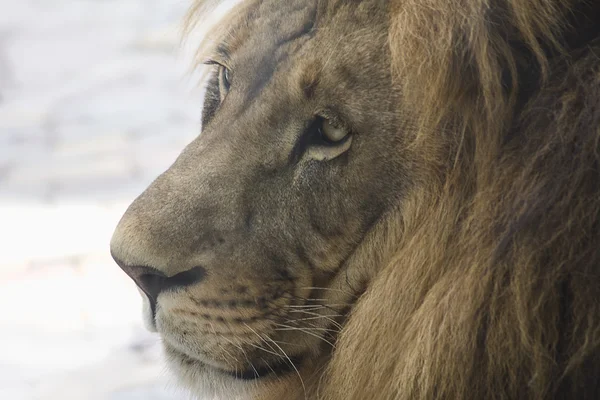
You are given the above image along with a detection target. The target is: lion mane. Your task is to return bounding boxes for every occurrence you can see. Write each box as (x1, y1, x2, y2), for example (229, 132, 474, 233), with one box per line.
(323, 1, 600, 399)
(179, 1, 600, 399)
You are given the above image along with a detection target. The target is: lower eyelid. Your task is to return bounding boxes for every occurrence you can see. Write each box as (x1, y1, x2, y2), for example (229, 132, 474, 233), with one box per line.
(306, 135, 353, 162)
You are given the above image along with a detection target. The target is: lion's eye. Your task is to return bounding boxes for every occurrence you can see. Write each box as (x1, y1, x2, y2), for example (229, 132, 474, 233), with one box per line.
(290, 115, 353, 163)
(320, 118, 348, 143)
(220, 65, 232, 94)
(200, 60, 232, 128)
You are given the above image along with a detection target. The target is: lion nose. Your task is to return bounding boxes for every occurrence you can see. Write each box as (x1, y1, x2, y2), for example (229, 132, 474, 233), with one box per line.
(112, 254, 207, 303)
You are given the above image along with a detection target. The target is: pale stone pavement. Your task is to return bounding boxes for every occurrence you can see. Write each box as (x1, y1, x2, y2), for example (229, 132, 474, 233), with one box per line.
(0, 1, 231, 399)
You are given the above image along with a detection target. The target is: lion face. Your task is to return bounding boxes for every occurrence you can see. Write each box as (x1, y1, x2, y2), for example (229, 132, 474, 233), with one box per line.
(111, 0, 410, 397)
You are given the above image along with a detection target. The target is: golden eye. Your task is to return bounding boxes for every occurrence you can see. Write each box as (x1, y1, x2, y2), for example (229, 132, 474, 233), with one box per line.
(320, 118, 348, 143)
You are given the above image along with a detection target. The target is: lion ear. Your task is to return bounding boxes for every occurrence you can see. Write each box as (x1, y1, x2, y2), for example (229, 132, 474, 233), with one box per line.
(388, 0, 565, 132)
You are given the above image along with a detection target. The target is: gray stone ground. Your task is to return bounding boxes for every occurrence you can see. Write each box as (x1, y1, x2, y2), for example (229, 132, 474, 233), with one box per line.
(0, 1, 232, 399)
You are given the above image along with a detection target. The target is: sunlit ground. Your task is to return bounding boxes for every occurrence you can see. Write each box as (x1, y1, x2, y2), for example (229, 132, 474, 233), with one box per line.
(0, 1, 232, 398)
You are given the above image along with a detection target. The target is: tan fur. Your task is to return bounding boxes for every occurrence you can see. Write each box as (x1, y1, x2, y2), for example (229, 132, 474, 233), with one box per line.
(111, 0, 600, 399)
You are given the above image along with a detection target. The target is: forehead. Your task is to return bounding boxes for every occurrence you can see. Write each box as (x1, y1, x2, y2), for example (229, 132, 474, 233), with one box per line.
(218, 0, 317, 60)
(204, 0, 389, 106)
(206, 0, 387, 63)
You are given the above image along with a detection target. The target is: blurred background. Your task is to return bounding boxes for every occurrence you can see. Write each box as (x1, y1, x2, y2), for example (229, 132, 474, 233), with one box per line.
(0, 0, 232, 398)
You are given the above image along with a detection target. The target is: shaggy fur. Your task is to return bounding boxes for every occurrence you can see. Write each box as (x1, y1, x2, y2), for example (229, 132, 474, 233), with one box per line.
(328, 1, 600, 399)
(111, 0, 600, 399)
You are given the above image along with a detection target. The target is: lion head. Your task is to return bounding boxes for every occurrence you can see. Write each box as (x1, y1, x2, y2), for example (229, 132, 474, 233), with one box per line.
(111, 0, 600, 399)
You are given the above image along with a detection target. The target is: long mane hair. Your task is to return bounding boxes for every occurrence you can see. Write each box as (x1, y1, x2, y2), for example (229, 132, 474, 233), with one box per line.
(324, 1, 600, 398)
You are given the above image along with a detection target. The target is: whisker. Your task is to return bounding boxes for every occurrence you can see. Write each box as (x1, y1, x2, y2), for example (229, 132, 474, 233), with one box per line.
(309, 302, 353, 307)
(285, 309, 344, 330)
(287, 309, 326, 315)
(208, 322, 237, 368)
(284, 315, 343, 326)
(266, 339, 306, 347)
(274, 323, 339, 334)
(285, 293, 350, 314)
(313, 353, 332, 399)
(286, 306, 327, 313)
(216, 333, 262, 380)
(243, 323, 283, 357)
(260, 357, 285, 385)
(296, 298, 354, 304)
(284, 302, 352, 309)
(287, 309, 342, 317)
(273, 323, 337, 348)
(297, 286, 359, 298)
(275, 326, 340, 334)
(262, 334, 307, 400)
(243, 338, 282, 358)
(284, 304, 325, 309)
(291, 299, 339, 313)
(238, 346, 260, 380)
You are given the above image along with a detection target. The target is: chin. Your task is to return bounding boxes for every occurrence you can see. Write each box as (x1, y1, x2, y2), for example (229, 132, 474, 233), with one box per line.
(164, 343, 313, 400)
(166, 347, 258, 400)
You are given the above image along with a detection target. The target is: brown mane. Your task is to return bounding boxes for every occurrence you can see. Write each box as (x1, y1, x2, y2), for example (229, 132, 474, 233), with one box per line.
(324, 0, 600, 398)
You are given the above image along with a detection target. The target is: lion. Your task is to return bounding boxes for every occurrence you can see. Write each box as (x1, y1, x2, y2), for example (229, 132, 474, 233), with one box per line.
(110, 0, 600, 398)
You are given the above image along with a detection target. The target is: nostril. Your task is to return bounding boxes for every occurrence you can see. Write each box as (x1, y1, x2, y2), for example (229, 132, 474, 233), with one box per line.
(137, 271, 168, 301)
(114, 262, 167, 302)
(112, 252, 208, 302)
(167, 266, 207, 289)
